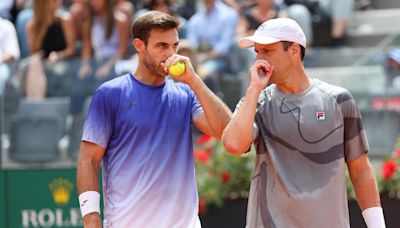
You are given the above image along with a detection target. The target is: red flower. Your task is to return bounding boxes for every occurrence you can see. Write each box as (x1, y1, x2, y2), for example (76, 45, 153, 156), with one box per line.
(197, 134, 212, 145)
(194, 150, 209, 164)
(220, 172, 231, 183)
(198, 198, 207, 215)
(382, 160, 398, 180)
(205, 147, 213, 155)
(393, 149, 400, 158)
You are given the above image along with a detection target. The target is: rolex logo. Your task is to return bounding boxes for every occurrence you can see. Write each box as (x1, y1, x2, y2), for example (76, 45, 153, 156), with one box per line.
(48, 178, 74, 205)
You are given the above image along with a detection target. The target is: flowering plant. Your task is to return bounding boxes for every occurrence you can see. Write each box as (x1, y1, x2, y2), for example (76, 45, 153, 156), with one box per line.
(378, 148, 400, 199)
(194, 134, 254, 212)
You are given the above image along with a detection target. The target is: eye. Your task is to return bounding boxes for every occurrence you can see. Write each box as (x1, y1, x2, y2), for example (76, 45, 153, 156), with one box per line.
(157, 43, 168, 49)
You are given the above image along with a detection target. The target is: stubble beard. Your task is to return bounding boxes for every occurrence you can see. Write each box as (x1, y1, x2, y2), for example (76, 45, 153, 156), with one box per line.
(143, 53, 167, 78)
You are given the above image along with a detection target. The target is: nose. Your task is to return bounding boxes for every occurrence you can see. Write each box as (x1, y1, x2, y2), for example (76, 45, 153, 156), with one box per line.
(255, 54, 263, 61)
(168, 47, 178, 56)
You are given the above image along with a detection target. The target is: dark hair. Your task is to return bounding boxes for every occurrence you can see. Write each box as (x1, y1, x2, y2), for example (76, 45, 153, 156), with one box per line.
(88, 0, 115, 40)
(131, 11, 180, 44)
(281, 41, 305, 61)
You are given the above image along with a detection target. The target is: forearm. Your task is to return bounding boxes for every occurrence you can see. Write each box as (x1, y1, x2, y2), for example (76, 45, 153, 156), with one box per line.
(222, 86, 261, 154)
(77, 157, 101, 193)
(0, 54, 16, 63)
(61, 46, 76, 59)
(188, 75, 232, 139)
(77, 155, 102, 226)
(350, 159, 381, 210)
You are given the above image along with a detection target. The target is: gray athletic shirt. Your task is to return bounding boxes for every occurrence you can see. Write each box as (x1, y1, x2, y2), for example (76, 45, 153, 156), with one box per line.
(237, 79, 368, 228)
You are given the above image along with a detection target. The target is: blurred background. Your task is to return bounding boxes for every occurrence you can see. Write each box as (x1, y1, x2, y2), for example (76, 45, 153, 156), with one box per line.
(1, 0, 400, 227)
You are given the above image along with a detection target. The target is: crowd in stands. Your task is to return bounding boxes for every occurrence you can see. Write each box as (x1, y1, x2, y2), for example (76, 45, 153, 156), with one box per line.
(0, 0, 364, 101)
(0, 0, 399, 131)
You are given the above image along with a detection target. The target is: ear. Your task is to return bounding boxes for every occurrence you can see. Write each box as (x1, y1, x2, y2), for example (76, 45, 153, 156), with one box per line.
(133, 38, 145, 52)
(290, 43, 301, 59)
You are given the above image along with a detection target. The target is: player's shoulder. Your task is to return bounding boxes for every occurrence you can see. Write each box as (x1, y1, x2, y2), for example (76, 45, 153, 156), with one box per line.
(96, 74, 130, 95)
(313, 79, 353, 104)
(167, 78, 191, 91)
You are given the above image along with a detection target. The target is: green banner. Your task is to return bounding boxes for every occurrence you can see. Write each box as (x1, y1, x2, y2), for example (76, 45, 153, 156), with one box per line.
(6, 169, 82, 228)
(0, 170, 5, 228)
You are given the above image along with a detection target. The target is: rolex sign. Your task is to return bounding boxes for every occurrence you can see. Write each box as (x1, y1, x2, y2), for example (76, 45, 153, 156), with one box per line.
(5, 170, 86, 227)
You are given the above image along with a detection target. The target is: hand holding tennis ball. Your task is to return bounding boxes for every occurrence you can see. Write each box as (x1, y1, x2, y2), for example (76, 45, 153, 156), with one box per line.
(168, 61, 186, 77)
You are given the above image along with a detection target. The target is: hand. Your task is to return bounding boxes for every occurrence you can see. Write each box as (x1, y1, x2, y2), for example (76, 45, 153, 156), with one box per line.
(162, 54, 196, 84)
(48, 51, 62, 64)
(95, 64, 112, 79)
(82, 212, 102, 228)
(79, 63, 92, 79)
(248, 59, 274, 91)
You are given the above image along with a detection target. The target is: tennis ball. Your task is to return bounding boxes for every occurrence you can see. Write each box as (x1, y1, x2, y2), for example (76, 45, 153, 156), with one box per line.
(168, 61, 186, 77)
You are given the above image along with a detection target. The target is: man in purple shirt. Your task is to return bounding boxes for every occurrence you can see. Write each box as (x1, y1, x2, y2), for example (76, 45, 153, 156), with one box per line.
(76, 11, 232, 228)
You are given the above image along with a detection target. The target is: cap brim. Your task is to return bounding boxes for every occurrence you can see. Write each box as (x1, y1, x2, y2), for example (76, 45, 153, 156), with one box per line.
(238, 35, 281, 49)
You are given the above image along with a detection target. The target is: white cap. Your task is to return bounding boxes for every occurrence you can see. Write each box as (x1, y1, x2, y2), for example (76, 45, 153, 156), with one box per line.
(388, 48, 400, 64)
(238, 18, 307, 49)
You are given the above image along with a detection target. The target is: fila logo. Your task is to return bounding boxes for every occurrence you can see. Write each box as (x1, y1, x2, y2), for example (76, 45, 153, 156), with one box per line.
(316, 111, 326, 120)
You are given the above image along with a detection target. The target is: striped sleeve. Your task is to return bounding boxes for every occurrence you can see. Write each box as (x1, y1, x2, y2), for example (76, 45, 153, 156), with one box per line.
(337, 90, 369, 162)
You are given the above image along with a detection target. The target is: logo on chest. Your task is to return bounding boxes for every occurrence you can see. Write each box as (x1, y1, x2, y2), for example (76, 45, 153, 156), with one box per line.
(316, 111, 326, 120)
(124, 101, 139, 109)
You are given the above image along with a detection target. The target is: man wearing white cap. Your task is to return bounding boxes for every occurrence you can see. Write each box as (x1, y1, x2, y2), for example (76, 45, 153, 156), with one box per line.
(222, 18, 386, 227)
(386, 48, 400, 88)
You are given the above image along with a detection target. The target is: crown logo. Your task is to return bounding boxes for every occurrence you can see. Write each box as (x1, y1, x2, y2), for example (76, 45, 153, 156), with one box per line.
(49, 178, 74, 205)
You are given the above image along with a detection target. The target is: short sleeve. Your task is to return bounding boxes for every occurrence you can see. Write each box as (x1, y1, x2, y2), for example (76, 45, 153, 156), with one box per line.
(82, 88, 115, 148)
(190, 89, 203, 122)
(340, 90, 369, 162)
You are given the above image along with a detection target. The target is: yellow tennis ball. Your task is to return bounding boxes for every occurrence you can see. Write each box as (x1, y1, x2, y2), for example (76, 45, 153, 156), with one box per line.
(168, 61, 186, 77)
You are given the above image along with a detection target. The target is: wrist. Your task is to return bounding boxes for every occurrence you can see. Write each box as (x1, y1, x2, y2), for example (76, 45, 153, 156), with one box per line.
(362, 207, 386, 228)
(246, 85, 263, 97)
(79, 191, 100, 218)
(57, 51, 65, 60)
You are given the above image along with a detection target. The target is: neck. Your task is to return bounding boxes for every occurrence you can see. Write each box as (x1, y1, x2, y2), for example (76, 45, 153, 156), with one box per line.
(276, 67, 311, 94)
(205, 3, 215, 13)
(134, 64, 166, 86)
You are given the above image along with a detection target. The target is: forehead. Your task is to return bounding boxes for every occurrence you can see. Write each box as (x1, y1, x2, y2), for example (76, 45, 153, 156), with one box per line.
(147, 28, 179, 45)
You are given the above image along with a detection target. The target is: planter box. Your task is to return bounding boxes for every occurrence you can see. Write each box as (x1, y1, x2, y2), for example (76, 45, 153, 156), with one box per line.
(199, 199, 247, 228)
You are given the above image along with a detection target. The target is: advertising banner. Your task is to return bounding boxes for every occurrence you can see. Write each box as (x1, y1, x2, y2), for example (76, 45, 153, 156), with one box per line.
(6, 169, 83, 228)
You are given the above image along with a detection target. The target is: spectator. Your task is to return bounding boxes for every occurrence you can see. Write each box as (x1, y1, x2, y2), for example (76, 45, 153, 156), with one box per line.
(187, 0, 239, 93)
(69, 0, 91, 53)
(283, 0, 354, 46)
(0, 0, 13, 20)
(69, 0, 134, 62)
(78, 0, 130, 79)
(385, 48, 400, 88)
(319, 0, 354, 46)
(0, 17, 20, 95)
(236, 0, 284, 37)
(70, 0, 130, 115)
(0, 17, 20, 63)
(114, 0, 135, 27)
(137, 0, 188, 38)
(224, 0, 256, 13)
(25, 0, 76, 99)
(15, 4, 33, 58)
